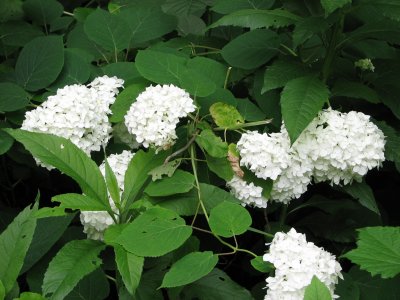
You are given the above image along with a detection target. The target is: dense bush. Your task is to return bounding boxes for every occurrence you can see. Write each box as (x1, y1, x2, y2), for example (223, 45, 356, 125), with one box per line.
(1, 0, 400, 299)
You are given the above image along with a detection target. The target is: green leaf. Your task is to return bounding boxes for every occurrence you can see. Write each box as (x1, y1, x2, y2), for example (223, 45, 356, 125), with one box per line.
(0, 83, 30, 112)
(105, 156, 121, 206)
(281, 76, 329, 143)
(23, 0, 63, 25)
(340, 181, 380, 215)
(102, 62, 141, 85)
(0, 129, 13, 155)
(360, 0, 400, 21)
(292, 16, 332, 48)
(84, 8, 130, 52)
(161, 252, 218, 288)
(5, 129, 109, 208)
(343, 226, 400, 278)
(116, 207, 192, 257)
(211, 0, 274, 14)
(196, 129, 228, 158)
(236, 98, 266, 121)
(15, 36, 64, 91)
(376, 121, 400, 165)
(65, 269, 109, 300)
(0, 21, 43, 47)
(114, 245, 144, 296)
(145, 170, 195, 197)
(0, 280, 4, 300)
(206, 154, 234, 181)
(262, 58, 312, 93)
(180, 268, 253, 299)
(48, 50, 91, 90)
(208, 9, 301, 30)
(122, 149, 168, 206)
(221, 29, 280, 70)
(304, 275, 332, 300)
(210, 102, 244, 129)
(148, 159, 181, 181)
(251, 256, 274, 273)
(42, 240, 105, 299)
(179, 68, 216, 97)
(119, 6, 177, 47)
(135, 50, 187, 85)
(0, 0, 23, 22)
(15, 292, 46, 300)
(187, 57, 227, 89)
(332, 80, 379, 103)
(21, 214, 74, 273)
(110, 83, 146, 123)
(50, 16, 73, 32)
(209, 201, 251, 237)
(321, 0, 351, 15)
(52, 193, 107, 211)
(0, 203, 38, 294)
(162, 0, 208, 16)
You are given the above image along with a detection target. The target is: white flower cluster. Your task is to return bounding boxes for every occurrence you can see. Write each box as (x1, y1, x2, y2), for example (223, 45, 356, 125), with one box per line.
(263, 228, 342, 300)
(80, 150, 134, 240)
(227, 175, 268, 208)
(230, 109, 385, 205)
(22, 76, 124, 169)
(124, 84, 196, 150)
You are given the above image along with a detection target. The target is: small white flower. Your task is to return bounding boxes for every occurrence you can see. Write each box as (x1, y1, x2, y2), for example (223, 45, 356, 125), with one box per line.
(264, 228, 342, 299)
(124, 84, 196, 150)
(355, 58, 375, 72)
(227, 175, 268, 208)
(80, 150, 134, 240)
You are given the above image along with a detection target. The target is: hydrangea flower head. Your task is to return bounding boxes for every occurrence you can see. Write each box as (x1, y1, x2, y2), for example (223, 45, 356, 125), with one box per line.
(263, 228, 342, 299)
(21, 76, 124, 169)
(80, 150, 134, 240)
(124, 84, 196, 150)
(227, 175, 268, 208)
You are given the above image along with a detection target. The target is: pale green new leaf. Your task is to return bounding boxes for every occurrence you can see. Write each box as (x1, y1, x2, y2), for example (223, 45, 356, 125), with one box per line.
(321, 0, 351, 15)
(116, 207, 192, 257)
(0, 203, 38, 294)
(196, 129, 228, 158)
(42, 240, 105, 299)
(145, 170, 195, 197)
(15, 292, 46, 300)
(221, 29, 280, 70)
(209, 202, 251, 237)
(210, 102, 244, 129)
(114, 245, 144, 296)
(5, 129, 109, 208)
(208, 9, 301, 30)
(161, 252, 218, 288)
(281, 76, 329, 143)
(148, 159, 181, 181)
(343, 226, 400, 278)
(304, 275, 332, 300)
(340, 181, 380, 215)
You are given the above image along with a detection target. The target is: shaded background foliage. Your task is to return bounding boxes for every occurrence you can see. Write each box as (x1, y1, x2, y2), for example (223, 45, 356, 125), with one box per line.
(1, 0, 400, 299)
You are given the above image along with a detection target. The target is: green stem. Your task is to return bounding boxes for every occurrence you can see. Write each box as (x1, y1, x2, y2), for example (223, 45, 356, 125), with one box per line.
(248, 227, 274, 239)
(213, 119, 273, 131)
(224, 67, 232, 89)
(280, 43, 297, 57)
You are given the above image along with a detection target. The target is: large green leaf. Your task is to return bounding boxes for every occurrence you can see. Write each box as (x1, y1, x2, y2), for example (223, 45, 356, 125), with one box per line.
(205, 154, 234, 181)
(280, 76, 329, 143)
(343, 226, 400, 278)
(21, 214, 74, 274)
(196, 129, 228, 158)
(236, 98, 266, 121)
(65, 269, 109, 300)
(321, 0, 351, 15)
(114, 245, 144, 296)
(119, 6, 177, 47)
(0, 82, 30, 112)
(110, 83, 146, 123)
(145, 170, 195, 197)
(211, 0, 274, 14)
(187, 57, 227, 89)
(116, 207, 192, 257)
(15, 36, 64, 91)
(304, 276, 332, 300)
(0, 281, 4, 299)
(0, 0, 24, 22)
(122, 149, 168, 207)
(221, 29, 280, 70)
(332, 80, 379, 104)
(102, 62, 141, 85)
(209, 202, 251, 237)
(376, 121, 400, 166)
(84, 8, 130, 52)
(0, 203, 38, 294)
(5, 129, 109, 208)
(23, 0, 63, 25)
(135, 49, 187, 85)
(0, 128, 13, 155)
(179, 68, 216, 97)
(180, 268, 253, 299)
(340, 181, 380, 215)
(42, 240, 105, 299)
(0, 21, 43, 47)
(210, 102, 244, 129)
(360, 0, 400, 21)
(262, 58, 312, 93)
(208, 9, 301, 30)
(52, 193, 108, 211)
(161, 252, 218, 288)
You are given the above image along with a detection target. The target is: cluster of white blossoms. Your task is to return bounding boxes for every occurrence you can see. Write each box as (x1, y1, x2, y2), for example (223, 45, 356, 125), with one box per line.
(80, 150, 134, 240)
(229, 109, 385, 205)
(263, 228, 342, 299)
(124, 84, 196, 150)
(22, 76, 124, 168)
(227, 175, 268, 208)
